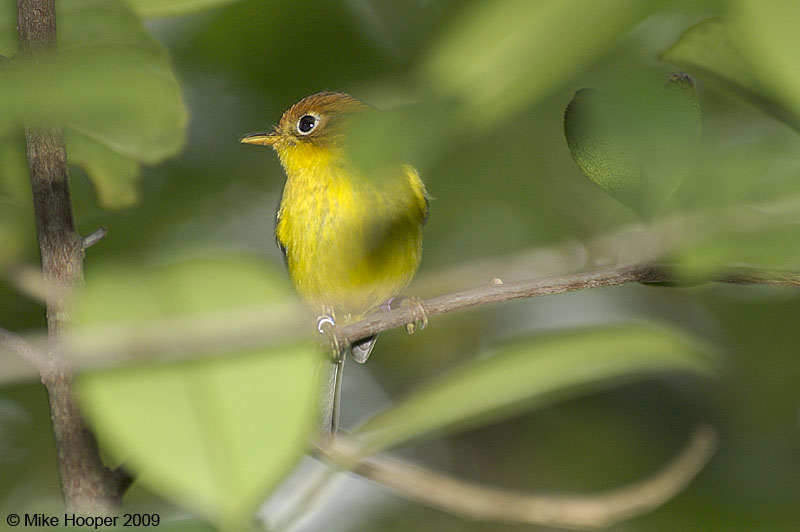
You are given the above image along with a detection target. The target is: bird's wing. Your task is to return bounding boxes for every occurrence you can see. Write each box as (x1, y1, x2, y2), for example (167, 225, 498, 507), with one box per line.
(275, 208, 289, 265)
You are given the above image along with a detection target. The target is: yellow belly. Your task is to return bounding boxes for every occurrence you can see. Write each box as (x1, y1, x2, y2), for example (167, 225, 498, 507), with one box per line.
(276, 160, 427, 320)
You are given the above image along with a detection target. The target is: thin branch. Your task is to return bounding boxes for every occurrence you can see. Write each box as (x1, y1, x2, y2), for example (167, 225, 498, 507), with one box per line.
(336, 263, 647, 345)
(2, 262, 800, 382)
(17, 0, 128, 514)
(81, 226, 108, 250)
(4, 263, 47, 303)
(0, 325, 46, 373)
(708, 266, 800, 286)
(337, 263, 800, 348)
(318, 425, 719, 530)
(109, 465, 135, 498)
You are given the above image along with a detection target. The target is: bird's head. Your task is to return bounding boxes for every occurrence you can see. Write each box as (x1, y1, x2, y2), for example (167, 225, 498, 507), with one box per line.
(241, 92, 370, 165)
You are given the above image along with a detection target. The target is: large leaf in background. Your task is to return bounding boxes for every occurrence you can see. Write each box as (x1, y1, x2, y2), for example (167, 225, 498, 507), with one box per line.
(64, 128, 141, 207)
(348, 0, 664, 182)
(354, 324, 715, 453)
(125, 0, 239, 18)
(0, 0, 187, 208)
(0, 7, 36, 267)
(660, 14, 800, 273)
(661, 17, 800, 132)
(74, 256, 322, 528)
(564, 74, 702, 218)
(0, 138, 34, 268)
(420, 0, 663, 128)
(0, 0, 13, 55)
(733, 0, 800, 128)
(660, 206, 800, 280)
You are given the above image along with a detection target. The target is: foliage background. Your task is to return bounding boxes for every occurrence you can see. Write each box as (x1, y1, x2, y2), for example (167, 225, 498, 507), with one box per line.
(2, 0, 800, 530)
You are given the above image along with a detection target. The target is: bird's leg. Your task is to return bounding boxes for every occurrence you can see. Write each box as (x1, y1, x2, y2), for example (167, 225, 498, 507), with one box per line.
(316, 312, 346, 363)
(387, 295, 429, 335)
(316, 311, 345, 437)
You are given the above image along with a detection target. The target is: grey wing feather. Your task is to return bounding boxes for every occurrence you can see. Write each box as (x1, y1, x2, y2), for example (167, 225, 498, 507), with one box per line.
(351, 334, 378, 364)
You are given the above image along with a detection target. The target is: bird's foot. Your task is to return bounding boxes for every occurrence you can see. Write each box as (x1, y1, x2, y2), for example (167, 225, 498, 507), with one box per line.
(316, 314, 346, 363)
(387, 296, 429, 335)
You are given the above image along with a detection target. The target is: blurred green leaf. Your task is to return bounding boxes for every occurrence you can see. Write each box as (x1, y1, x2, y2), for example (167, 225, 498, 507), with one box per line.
(343, 0, 455, 62)
(564, 74, 701, 217)
(661, 17, 800, 132)
(0, 0, 187, 208)
(0, 138, 34, 268)
(733, 1, 800, 127)
(75, 256, 322, 528)
(0, 0, 13, 57)
(56, 0, 188, 162)
(666, 72, 702, 125)
(125, 0, 240, 18)
(420, 0, 663, 128)
(669, 134, 800, 210)
(0, 205, 31, 269)
(355, 324, 715, 453)
(666, 208, 800, 279)
(564, 88, 643, 213)
(346, 102, 453, 179)
(64, 128, 140, 208)
(350, 0, 668, 184)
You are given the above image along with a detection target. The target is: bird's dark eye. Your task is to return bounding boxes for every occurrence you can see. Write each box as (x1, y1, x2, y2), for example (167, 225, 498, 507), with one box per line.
(297, 114, 318, 134)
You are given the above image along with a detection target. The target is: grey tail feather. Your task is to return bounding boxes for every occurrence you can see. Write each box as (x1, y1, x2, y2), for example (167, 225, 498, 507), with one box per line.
(330, 359, 344, 435)
(351, 334, 378, 364)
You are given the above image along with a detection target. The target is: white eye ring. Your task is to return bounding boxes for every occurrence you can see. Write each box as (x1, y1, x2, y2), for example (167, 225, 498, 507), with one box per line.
(297, 114, 319, 135)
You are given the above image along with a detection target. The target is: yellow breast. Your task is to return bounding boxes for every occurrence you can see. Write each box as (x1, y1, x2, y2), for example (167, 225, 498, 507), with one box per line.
(275, 142, 427, 320)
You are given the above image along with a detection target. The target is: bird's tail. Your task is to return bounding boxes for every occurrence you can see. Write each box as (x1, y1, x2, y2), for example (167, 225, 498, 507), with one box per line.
(351, 334, 378, 364)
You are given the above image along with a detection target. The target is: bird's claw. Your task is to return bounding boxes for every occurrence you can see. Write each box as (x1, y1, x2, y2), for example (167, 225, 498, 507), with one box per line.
(316, 314, 346, 363)
(388, 296, 428, 335)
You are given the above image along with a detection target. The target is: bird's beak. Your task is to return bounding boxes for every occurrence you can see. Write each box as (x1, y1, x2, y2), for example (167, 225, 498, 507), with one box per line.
(240, 130, 279, 146)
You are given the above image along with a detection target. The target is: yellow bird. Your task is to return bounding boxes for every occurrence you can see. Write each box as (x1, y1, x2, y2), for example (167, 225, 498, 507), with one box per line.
(241, 92, 428, 430)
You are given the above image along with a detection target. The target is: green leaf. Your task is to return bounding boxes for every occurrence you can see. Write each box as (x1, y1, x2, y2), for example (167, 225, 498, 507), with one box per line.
(0, 0, 14, 57)
(64, 128, 140, 208)
(0, 138, 35, 268)
(74, 256, 323, 528)
(349, 0, 666, 182)
(733, 0, 800, 127)
(661, 17, 800, 132)
(564, 88, 643, 213)
(124, 0, 240, 18)
(0, 0, 187, 208)
(0, 205, 31, 269)
(346, 102, 451, 180)
(57, 0, 187, 163)
(420, 0, 663, 128)
(666, 208, 800, 280)
(564, 74, 701, 217)
(355, 324, 715, 453)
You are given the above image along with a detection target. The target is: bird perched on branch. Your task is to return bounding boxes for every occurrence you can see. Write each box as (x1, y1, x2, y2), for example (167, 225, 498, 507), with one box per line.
(241, 91, 428, 433)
